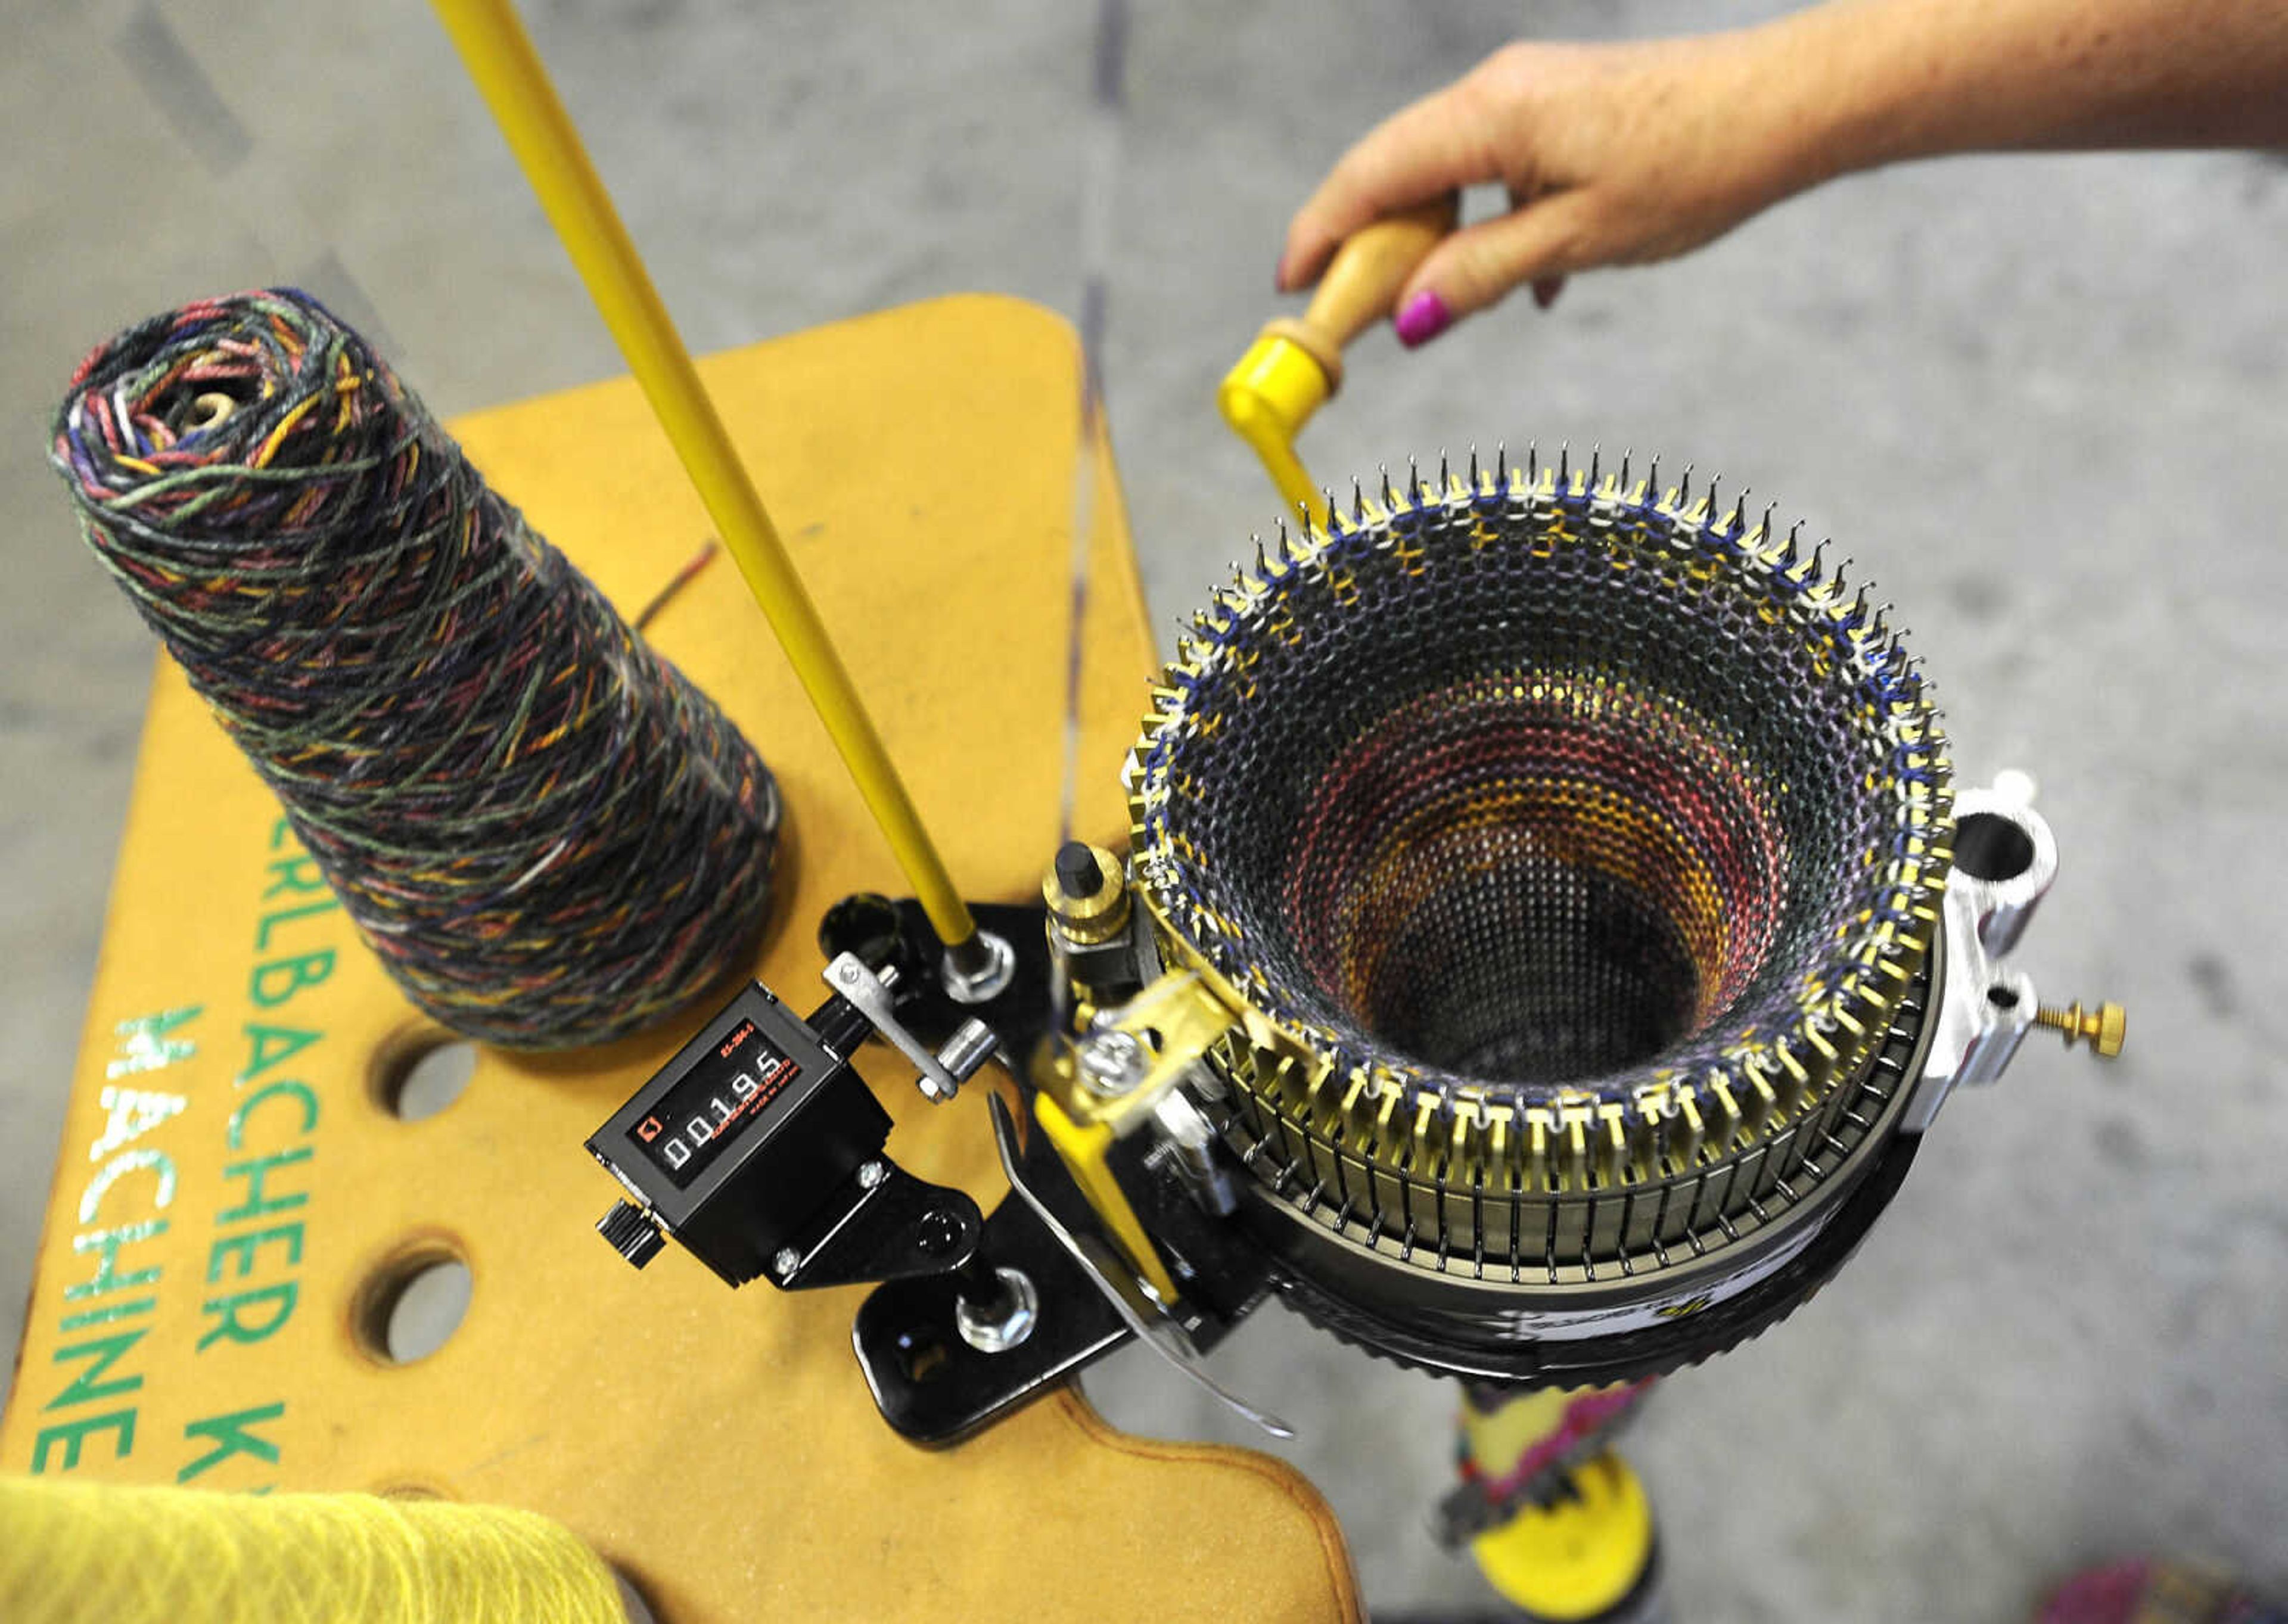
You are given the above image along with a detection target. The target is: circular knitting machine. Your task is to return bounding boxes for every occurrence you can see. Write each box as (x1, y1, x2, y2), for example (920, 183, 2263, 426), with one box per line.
(1115, 452, 1948, 1383)
(595, 441, 2097, 1443)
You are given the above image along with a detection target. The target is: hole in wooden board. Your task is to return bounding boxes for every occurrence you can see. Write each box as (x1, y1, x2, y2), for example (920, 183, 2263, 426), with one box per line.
(614, 1567, 663, 1624)
(374, 1038, 478, 1122)
(374, 1479, 456, 1501)
(353, 1243, 472, 1365)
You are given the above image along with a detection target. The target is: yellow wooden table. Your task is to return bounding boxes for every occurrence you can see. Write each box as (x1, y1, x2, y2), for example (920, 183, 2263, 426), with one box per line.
(2, 295, 1360, 1622)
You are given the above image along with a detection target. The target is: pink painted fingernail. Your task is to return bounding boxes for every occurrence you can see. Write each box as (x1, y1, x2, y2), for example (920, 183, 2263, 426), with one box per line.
(1394, 289, 1450, 348)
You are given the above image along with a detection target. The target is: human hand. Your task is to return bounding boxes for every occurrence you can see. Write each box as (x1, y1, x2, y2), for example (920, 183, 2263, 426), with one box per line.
(1277, 32, 1824, 346)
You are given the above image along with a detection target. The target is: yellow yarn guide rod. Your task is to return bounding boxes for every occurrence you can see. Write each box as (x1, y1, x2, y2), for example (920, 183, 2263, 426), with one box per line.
(430, 0, 978, 955)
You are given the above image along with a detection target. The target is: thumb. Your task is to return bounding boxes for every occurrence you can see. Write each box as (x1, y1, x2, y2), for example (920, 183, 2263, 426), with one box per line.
(1392, 192, 1600, 347)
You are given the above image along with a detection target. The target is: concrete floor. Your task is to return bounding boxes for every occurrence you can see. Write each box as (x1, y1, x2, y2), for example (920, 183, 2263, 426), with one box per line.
(3, 1, 2283, 1617)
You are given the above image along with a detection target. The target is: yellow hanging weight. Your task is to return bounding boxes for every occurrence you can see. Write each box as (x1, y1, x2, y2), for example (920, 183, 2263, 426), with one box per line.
(1469, 1452, 1657, 1623)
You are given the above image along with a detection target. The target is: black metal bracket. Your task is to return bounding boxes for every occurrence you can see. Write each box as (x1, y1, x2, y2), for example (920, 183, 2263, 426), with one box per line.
(848, 979, 1280, 1445)
(853, 1130, 1134, 1445)
(773, 1159, 982, 1292)
(823, 891, 1138, 1442)
(769, 894, 1057, 1300)
(594, 889, 1274, 1443)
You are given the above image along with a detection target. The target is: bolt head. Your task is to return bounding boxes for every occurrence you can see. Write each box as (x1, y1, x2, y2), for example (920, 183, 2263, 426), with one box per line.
(916, 1207, 963, 1257)
(772, 1247, 801, 1279)
(857, 1159, 887, 1189)
(2095, 1002, 2127, 1057)
(1078, 1029, 1146, 1094)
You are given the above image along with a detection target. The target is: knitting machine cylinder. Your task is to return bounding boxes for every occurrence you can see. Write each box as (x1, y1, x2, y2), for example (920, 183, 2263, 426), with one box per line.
(1118, 456, 1952, 1383)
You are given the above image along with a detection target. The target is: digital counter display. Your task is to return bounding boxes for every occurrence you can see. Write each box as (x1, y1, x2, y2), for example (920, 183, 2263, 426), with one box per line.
(627, 1015, 802, 1190)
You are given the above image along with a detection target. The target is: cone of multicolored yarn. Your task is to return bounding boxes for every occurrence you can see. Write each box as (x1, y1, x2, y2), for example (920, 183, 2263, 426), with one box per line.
(52, 288, 780, 1049)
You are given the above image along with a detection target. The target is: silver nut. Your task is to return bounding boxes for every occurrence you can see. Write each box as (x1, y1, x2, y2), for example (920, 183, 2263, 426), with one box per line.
(772, 1247, 801, 1279)
(954, 1267, 1040, 1354)
(941, 931, 1018, 1005)
(856, 1159, 887, 1190)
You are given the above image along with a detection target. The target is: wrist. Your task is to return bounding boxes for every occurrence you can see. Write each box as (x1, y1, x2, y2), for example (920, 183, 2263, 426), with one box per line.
(1677, 20, 1878, 217)
(1729, 2, 1979, 191)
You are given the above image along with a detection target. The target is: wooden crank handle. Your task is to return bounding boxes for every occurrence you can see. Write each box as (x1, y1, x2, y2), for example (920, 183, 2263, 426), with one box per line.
(1265, 195, 1458, 394)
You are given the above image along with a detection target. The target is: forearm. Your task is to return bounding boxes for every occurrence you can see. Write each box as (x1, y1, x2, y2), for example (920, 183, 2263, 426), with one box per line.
(1758, 0, 2288, 186)
(1281, 0, 2288, 336)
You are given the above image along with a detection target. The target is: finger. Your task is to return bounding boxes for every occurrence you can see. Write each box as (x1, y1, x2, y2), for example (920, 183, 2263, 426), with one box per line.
(1392, 192, 1602, 346)
(1511, 181, 1565, 308)
(1279, 74, 1507, 291)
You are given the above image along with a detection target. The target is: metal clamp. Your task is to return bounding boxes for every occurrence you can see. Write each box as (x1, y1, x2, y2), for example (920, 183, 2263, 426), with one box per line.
(1905, 789, 2045, 1128)
(1905, 782, 2124, 1129)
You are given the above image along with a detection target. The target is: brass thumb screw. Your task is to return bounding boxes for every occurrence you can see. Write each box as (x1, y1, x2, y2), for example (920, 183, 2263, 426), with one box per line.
(2035, 1000, 2127, 1058)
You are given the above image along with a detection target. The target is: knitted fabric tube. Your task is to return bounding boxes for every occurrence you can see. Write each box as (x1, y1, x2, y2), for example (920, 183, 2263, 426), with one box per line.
(52, 288, 780, 1049)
